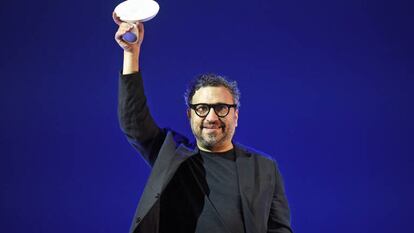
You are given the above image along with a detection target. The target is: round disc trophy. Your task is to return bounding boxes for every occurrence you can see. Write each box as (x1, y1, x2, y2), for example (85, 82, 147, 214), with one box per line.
(114, 0, 160, 43)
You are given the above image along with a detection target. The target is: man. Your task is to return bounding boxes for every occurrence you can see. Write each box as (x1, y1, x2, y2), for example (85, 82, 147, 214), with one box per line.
(113, 14, 293, 233)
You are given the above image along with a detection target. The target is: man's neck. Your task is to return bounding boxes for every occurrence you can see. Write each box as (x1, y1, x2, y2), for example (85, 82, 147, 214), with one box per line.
(197, 142, 234, 153)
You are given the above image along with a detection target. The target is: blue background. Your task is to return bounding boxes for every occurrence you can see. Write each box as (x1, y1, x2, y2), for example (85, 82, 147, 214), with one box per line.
(1, 0, 413, 232)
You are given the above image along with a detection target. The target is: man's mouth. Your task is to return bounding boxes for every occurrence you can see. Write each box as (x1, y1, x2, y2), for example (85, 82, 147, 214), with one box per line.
(201, 124, 224, 130)
(203, 126, 220, 129)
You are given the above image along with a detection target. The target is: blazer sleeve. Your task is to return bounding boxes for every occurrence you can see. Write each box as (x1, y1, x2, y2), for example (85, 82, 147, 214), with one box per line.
(267, 161, 293, 233)
(118, 71, 166, 166)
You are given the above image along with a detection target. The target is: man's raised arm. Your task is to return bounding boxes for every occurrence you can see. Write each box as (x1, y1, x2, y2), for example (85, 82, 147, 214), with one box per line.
(114, 13, 165, 166)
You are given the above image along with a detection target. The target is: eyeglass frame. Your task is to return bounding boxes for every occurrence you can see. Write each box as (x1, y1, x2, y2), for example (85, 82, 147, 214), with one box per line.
(188, 103, 238, 118)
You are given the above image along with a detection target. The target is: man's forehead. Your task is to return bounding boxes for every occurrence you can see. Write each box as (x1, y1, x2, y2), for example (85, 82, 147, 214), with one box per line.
(192, 86, 233, 103)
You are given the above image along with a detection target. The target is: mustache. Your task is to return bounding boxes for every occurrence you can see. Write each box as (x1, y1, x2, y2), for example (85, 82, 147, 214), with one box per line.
(201, 121, 225, 129)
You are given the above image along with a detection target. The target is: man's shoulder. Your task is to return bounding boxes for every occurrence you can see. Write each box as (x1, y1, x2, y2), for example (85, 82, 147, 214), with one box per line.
(164, 128, 196, 149)
(234, 142, 276, 163)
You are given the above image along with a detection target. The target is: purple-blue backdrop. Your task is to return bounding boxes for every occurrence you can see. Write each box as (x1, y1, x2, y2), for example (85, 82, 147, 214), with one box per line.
(1, 0, 413, 232)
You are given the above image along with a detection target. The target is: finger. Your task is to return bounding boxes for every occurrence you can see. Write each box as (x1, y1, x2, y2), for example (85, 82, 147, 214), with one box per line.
(112, 11, 123, 25)
(115, 34, 132, 50)
(118, 22, 135, 33)
(114, 31, 122, 41)
(119, 41, 130, 50)
(137, 22, 144, 34)
(115, 28, 127, 41)
(126, 22, 135, 31)
(137, 22, 145, 43)
(115, 24, 133, 41)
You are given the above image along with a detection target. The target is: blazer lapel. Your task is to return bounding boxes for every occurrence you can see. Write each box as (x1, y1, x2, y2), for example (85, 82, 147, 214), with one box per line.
(235, 144, 260, 233)
(135, 133, 198, 221)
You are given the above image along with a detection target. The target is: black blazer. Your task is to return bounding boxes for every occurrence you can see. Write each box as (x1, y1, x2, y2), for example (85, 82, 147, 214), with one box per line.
(118, 72, 293, 233)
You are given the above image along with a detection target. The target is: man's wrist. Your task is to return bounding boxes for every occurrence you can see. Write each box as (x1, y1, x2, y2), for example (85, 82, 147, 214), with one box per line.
(123, 48, 140, 74)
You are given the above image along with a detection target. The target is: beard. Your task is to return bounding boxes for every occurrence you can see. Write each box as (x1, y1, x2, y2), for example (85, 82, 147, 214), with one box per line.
(192, 120, 232, 150)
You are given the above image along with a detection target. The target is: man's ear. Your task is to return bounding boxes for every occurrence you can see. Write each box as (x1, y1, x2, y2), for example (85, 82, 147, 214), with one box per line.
(187, 108, 191, 119)
(234, 109, 239, 127)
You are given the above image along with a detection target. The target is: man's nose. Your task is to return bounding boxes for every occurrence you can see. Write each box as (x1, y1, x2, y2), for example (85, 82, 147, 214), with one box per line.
(205, 108, 219, 121)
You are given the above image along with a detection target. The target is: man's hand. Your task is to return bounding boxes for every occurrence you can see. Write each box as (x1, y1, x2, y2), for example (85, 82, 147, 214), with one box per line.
(113, 12, 144, 74)
(113, 12, 145, 52)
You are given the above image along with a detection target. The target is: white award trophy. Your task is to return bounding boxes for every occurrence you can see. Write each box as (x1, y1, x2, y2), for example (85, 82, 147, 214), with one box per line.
(114, 0, 160, 43)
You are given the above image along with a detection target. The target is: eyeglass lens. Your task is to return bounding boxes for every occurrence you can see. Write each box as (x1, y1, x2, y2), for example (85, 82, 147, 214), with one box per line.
(195, 104, 230, 117)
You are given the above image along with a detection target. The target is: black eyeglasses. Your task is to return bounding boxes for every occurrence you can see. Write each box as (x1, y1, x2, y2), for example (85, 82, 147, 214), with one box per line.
(189, 103, 238, 118)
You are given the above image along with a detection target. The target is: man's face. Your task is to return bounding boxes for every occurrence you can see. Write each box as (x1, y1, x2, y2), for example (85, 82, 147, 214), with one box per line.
(188, 86, 239, 152)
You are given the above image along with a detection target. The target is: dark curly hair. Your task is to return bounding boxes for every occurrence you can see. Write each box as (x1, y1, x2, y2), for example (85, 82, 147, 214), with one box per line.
(184, 73, 241, 107)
